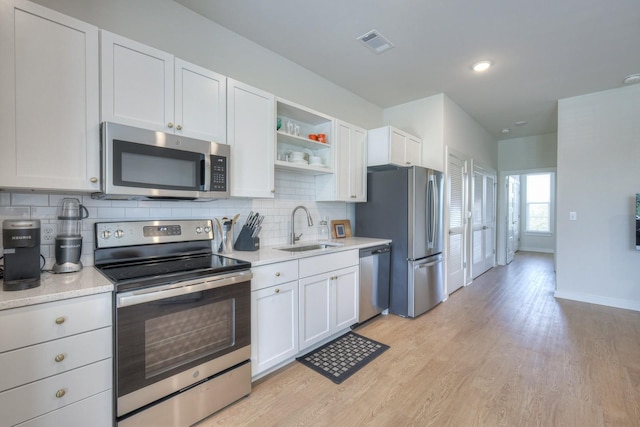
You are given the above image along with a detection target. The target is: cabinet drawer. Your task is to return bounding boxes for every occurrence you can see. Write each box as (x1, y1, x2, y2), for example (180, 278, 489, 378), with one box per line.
(251, 260, 298, 291)
(0, 327, 112, 393)
(0, 358, 112, 427)
(0, 293, 112, 353)
(299, 250, 358, 278)
(16, 390, 112, 427)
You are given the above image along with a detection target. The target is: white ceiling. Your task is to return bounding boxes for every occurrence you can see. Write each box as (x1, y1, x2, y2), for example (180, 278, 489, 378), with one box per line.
(174, 0, 640, 138)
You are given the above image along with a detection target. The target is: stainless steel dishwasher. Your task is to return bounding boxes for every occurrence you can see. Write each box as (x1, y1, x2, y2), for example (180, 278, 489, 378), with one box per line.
(359, 244, 391, 323)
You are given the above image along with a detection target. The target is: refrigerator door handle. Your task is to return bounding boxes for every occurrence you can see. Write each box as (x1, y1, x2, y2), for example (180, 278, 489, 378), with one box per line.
(427, 176, 436, 249)
(415, 259, 441, 269)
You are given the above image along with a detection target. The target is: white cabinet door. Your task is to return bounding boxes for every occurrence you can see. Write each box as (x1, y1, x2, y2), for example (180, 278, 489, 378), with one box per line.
(251, 281, 298, 377)
(100, 30, 173, 132)
(174, 59, 226, 142)
(299, 265, 359, 351)
(333, 266, 359, 331)
(227, 79, 275, 198)
(299, 273, 331, 350)
(367, 126, 423, 168)
(350, 126, 367, 201)
(390, 128, 407, 166)
(0, 0, 100, 192)
(336, 121, 367, 202)
(406, 135, 422, 166)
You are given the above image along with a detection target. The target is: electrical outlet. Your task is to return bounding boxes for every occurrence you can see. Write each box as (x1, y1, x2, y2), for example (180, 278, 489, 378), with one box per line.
(41, 224, 56, 242)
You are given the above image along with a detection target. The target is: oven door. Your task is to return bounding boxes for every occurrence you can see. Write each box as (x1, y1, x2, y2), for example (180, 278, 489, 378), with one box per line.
(115, 270, 251, 418)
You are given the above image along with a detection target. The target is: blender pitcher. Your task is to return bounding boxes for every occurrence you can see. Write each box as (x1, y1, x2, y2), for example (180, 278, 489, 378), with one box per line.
(52, 198, 89, 273)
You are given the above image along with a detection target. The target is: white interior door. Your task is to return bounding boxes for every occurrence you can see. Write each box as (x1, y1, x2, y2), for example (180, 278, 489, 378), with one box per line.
(447, 153, 467, 293)
(506, 175, 520, 264)
(471, 166, 496, 278)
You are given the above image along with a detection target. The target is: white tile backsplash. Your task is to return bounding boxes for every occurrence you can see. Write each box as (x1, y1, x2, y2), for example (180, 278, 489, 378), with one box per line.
(0, 171, 350, 269)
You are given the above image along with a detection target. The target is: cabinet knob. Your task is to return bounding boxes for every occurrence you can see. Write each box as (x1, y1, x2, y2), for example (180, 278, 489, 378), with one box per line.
(176, 124, 182, 130)
(167, 122, 174, 128)
(406, 162, 411, 165)
(351, 195, 356, 198)
(271, 189, 275, 193)
(55, 317, 65, 325)
(275, 288, 280, 293)
(90, 177, 98, 183)
(275, 272, 281, 277)
(55, 389, 66, 398)
(55, 354, 65, 363)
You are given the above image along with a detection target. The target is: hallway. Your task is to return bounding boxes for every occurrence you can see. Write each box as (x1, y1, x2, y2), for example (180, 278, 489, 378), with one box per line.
(199, 252, 640, 426)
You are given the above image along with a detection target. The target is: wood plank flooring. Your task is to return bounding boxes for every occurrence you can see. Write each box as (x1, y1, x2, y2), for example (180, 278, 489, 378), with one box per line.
(196, 252, 640, 426)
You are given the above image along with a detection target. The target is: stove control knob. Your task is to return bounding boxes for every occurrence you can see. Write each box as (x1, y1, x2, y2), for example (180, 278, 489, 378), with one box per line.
(101, 230, 111, 239)
(204, 226, 211, 233)
(195, 226, 203, 234)
(115, 229, 124, 238)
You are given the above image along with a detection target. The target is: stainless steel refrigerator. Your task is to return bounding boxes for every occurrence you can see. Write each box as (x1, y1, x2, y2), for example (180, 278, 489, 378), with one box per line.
(355, 166, 444, 317)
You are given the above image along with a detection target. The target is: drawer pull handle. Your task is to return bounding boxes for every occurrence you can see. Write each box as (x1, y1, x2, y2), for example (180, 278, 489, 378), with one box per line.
(55, 389, 66, 398)
(55, 317, 65, 325)
(275, 288, 280, 293)
(55, 354, 65, 363)
(275, 272, 281, 277)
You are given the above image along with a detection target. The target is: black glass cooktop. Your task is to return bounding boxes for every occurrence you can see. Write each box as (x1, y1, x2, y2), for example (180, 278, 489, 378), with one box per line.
(97, 253, 250, 292)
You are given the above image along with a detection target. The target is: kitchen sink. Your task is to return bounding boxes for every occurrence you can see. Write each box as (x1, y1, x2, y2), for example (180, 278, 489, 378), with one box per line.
(275, 242, 343, 252)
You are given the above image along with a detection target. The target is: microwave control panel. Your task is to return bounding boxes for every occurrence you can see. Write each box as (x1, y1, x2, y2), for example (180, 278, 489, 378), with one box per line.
(210, 155, 227, 192)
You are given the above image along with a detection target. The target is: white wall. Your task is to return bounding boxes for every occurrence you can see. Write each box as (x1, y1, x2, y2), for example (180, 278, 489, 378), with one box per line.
(31, 0, 383, 130)
(555, 84, 640, 311)
(498, 133, 557, 171)
(443, 95, 497, 170)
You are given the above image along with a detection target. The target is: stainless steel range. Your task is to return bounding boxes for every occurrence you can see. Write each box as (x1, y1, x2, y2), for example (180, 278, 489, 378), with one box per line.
(94, 219, 252, 427)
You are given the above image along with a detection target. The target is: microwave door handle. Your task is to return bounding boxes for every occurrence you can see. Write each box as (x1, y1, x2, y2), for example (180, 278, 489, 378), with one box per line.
(200, 158, 207, 190)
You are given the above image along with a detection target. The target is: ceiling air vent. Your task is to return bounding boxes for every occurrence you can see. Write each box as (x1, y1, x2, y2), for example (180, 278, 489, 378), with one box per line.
(357, 29, 394, 54)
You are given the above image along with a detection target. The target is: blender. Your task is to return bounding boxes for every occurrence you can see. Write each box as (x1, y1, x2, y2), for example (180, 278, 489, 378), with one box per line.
(52, 198, 88, 273)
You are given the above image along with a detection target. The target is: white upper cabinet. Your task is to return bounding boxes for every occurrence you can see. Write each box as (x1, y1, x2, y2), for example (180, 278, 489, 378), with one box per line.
(227, 79, 275, 198)
(101, 31, 226, 143)
(0, 0, 100, 192)
(367, 125, 422, 168)
(316, 120, 367, 202)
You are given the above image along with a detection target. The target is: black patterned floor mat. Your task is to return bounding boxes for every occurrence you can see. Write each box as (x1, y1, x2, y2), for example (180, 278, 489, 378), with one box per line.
(297, 332, 390, 384)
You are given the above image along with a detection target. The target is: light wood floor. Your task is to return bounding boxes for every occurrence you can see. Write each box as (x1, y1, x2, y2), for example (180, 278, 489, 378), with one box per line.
(197, 252, 640, 426)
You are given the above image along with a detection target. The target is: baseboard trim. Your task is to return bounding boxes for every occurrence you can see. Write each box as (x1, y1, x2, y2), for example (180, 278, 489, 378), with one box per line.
(518, 247, 555, 254)
(554, 290, 640, 312)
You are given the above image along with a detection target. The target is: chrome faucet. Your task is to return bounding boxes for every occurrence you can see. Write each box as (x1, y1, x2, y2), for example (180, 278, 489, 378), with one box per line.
(290, 205, 313, 244)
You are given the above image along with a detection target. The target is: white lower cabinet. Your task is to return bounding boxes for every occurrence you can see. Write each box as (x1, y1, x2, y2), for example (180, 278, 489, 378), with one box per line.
(298, 266, 359, 351)
(251, 260, 298, 378)
(0, 293, 112, 426)
(251, 281, 298, 377)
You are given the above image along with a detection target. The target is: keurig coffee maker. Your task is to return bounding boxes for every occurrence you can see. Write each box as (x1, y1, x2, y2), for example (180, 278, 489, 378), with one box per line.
(2, 219, 41, 291)
(52, 198, 88, 273)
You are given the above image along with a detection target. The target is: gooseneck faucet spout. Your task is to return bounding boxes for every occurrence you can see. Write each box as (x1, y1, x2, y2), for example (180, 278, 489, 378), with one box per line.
(290, 205, 313, 244)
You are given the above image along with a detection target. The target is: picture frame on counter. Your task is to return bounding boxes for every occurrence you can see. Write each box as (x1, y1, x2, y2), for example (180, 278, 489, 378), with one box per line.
(331, 219, 352, 238)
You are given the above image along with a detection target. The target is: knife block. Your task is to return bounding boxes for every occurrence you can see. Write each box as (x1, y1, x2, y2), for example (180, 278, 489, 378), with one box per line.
(234, 225, 260, 251)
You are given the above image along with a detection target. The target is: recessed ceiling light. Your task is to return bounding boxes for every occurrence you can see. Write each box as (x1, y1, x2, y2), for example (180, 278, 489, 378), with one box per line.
(501, 128, 510, 134)
(623, 74, 640, 85)
(472, 60, 492, 72)
(514, 121, 527, 126)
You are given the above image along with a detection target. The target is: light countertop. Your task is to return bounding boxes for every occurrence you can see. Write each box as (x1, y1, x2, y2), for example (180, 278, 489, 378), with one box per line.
(0, 267, 113, 311)
(225, 237, 391, 267)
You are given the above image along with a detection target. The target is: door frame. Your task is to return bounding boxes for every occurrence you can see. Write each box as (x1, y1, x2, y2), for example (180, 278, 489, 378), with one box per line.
(496, 167, 557, 265)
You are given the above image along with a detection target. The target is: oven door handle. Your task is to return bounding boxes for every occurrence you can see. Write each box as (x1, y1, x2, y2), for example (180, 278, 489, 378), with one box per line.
(116, 270, 252, 308)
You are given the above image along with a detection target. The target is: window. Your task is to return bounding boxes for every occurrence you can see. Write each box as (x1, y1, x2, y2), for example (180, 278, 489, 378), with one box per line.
(525, 173, 551, 233)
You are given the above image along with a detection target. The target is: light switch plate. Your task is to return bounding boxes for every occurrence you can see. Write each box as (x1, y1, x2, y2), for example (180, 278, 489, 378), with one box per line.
(569, 211, 577, 221)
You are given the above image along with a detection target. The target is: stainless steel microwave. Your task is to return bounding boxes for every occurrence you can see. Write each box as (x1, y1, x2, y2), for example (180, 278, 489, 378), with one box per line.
(93, 122, 230, 200)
